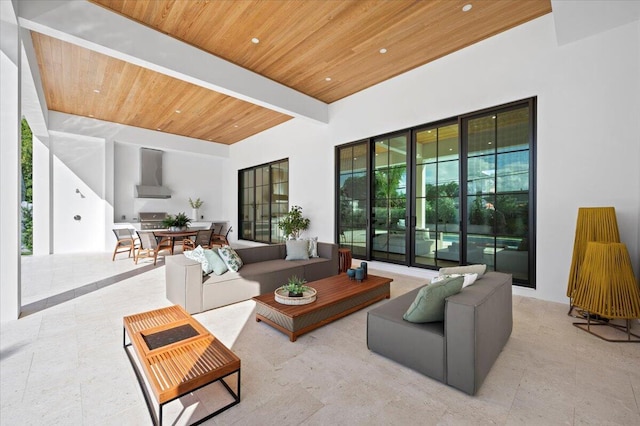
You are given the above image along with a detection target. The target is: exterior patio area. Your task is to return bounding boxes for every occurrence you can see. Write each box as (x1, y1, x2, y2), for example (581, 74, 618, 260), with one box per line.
(1, 253, 639, 425)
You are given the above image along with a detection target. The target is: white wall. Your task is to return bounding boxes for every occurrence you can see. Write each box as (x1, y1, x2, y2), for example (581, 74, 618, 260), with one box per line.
(231, 15, 640, 304)
(50, 131, 107, 253)
(114, 142, 227, 223)
(43, 113, 231, 252)
(230, 119, 332, 242)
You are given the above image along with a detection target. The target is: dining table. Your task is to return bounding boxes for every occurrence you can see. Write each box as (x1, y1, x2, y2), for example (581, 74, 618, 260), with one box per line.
(153, 230, 198, 254)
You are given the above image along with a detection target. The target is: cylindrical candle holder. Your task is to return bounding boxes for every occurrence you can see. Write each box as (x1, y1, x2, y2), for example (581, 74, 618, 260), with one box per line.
(346, 268, 356, 280)
(360, 262, 368, 279)
(355, 267, 364, 282)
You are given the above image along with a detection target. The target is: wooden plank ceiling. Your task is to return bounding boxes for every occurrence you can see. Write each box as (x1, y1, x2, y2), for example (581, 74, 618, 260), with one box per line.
(33, 0, 551, 144)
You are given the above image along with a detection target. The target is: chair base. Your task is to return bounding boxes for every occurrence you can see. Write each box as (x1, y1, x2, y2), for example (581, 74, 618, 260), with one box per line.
(573, 315, 640, 343)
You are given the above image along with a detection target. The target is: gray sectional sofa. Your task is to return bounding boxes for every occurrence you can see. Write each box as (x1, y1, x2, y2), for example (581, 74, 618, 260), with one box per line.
(166, 242, 339, 314)
(367, 271, 512, 395)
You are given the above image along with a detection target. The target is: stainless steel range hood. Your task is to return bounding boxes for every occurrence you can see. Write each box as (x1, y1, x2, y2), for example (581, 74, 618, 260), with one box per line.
(135, 148, 172, 199)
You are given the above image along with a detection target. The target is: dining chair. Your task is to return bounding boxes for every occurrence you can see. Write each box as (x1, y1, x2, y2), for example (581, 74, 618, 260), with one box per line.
(211, 226, 233, 247)
(112, 228, 139, 261)
(135, 231, 172, 265)
(183, 229, 214, 251)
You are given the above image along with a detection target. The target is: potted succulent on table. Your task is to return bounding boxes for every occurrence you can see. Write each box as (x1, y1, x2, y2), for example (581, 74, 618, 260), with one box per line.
(282, 275, 309, 297)
(278, 205, 310, 240)
(162, 212, 192, 231)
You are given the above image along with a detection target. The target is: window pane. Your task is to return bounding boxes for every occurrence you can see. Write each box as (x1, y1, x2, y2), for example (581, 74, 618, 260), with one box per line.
(496, 152, 529, 192)
(467, 155, 495, 195)
(497, 107, 529, 153)
(468, 115, 495, 157)
(416, 129, 437, 164)
(438, 124, 459, 160)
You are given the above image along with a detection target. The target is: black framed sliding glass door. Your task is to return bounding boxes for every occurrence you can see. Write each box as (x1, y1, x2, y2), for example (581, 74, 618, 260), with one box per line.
(412, 123, 460, 268)
(464, 103, 533, 283)
(337, 142, 369, 258)
(335, 98, 535, 288)
(371, 133, 408, 263)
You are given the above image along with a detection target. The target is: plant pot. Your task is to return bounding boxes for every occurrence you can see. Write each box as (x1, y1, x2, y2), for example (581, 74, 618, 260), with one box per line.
(288, 292, 303, 297)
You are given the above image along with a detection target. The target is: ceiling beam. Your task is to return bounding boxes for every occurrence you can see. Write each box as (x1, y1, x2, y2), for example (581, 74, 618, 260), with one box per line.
(17, 0, 329, 124)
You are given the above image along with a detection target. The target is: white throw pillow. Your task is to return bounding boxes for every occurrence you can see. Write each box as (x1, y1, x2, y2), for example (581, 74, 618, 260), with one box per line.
(286, 240, 309, 260)
(439, 264, 486, 277)
(183, 246, 212, 274)
(432, 273, 478, 288)
(307, 237, 319, 258)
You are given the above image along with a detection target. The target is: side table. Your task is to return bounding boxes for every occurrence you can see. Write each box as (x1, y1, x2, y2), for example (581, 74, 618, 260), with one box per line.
(338, 248, 352, 273)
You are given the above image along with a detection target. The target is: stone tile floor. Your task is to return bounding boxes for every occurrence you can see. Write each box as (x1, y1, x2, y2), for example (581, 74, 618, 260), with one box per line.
(1, 252, 639, 425)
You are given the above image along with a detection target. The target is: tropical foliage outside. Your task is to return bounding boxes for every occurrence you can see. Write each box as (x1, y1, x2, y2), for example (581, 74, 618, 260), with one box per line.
(22, 118, 33, 254)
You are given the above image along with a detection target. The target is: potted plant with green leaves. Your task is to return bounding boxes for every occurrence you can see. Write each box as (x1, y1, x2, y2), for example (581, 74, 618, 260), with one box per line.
(189, 197, 203, 221)
(278, 205, 310, 240)
(162, 212, 192, 231)
(282, 275, 309, 297)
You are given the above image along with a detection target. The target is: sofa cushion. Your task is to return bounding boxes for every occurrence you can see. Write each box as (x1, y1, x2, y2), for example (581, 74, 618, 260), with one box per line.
(439, 264, 486, 277)
(218, 246, 243, 272)
(286, 240, 310, 260)
(204, 249, 228, 275)
(403, 276, 464, 323)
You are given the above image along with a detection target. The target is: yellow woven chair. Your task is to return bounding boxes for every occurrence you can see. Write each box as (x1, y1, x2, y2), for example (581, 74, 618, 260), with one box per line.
(572, 242, 640, 342)
(566, 207, 620, 315)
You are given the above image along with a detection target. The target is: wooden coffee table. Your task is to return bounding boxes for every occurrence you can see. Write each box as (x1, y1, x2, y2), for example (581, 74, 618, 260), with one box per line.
(123, 305, 240, 425)
(252, 273, 392, 342)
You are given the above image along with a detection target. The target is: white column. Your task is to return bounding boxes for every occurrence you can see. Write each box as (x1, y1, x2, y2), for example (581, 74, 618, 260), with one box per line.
(0, 0, 22, 321)
(32, 134, 52, 255)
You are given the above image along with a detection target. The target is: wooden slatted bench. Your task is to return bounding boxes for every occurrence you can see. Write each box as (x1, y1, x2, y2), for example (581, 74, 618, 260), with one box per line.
(123, 305, 240, 425)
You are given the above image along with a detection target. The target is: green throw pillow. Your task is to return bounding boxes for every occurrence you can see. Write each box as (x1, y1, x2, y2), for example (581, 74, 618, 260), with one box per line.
(203, 249, 228, 275)
(285, 239, 310, 260)
(218, 246, 243, 272)
(403, 276, 464, 323)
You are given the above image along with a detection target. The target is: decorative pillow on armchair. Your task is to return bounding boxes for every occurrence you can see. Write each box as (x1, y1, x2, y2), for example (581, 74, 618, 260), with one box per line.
(403, 276, 464, 323)
(218, 246, 243, 272)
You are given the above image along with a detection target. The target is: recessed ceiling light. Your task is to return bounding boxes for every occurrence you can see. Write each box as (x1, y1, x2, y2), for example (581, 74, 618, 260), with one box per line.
(251, 37, 260, 44)
(156, 128, 161, 131)
(462, 4, 472, 12)
(234, 124, 239, 128)
(208, 138, 213, 141)
(93, 89, 100, 93)
(325, 77, 332, 81)
(379, 48, 387, 54)
(492, 115, 496, 119)
(88, 114, 94, 118)
(488, 141, 493, 145)
(449, 148, 453, 151)
(175, 109, 181, 114)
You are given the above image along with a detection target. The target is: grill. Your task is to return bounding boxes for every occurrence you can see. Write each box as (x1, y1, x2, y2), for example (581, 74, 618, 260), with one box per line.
(139, 212, 167, 230)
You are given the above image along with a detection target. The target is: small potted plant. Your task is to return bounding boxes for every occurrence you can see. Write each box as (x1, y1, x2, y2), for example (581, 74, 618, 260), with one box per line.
(278, 205, 310, 240)
(282, 275, 309, 297)
(189, 197, 203, 221)
(162, 212, 192, 231)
